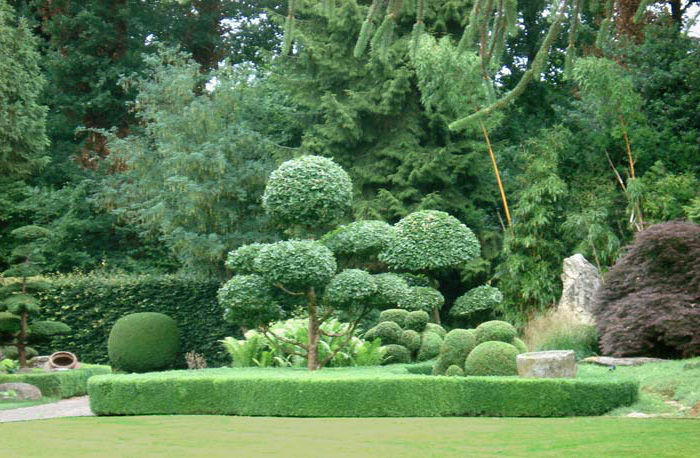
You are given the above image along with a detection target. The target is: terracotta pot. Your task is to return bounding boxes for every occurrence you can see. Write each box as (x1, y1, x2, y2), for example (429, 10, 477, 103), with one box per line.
(47, 351, 80, 370)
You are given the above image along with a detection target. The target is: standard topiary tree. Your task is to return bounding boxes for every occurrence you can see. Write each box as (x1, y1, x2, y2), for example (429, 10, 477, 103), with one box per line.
(108, 312, 180, 373)
(464, 341, 519, 376)
(450, 285, 503, 326)
(593, 221, 700, 358)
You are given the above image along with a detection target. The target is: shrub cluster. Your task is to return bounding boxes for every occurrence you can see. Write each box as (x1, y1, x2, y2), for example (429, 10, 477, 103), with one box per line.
(0, 364, 110, 398)
(365, 309, 445, 364)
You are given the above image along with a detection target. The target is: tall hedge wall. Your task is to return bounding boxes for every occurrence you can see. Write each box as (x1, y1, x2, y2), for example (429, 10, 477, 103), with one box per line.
(37, 274, 237, 367)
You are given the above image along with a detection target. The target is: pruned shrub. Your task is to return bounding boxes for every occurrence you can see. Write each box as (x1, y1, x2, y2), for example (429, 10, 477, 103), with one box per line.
(464, 341, 519, 376)
(379, 309, 409, 328)
(365, 321, 402, 345)
(512, 337, 528, 354)
(474, 320, 517, 345)
(417, 330, 442, 361)
(108, 312, 180, 373)
(398, 287, 444, 313)
(400, 330, 421, 352)
(404, 310, 429, 332)
(593, 221, 700, 358)
(425, 323, 446, 338)
(450, 285, 503, 323)
(433, 329, 476, 375)
(445, 365, 465, 377)
(382, 344, 412, 364)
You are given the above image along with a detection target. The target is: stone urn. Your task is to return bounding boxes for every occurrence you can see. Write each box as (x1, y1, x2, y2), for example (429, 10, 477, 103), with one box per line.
(517, 350, 577, 378)
(46, 351, 80, 371)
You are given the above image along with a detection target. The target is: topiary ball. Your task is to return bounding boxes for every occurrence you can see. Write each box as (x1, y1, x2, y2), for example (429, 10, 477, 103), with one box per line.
(474, 320, 517, 345)
(450, 285, 503, 319)
(218, 274, 284, 328)
(379, 210, 480, 270)
(513, 337, 528, 354)
(432, 329, 477, 375)
(108, 312, 180, 373)
(371, 273, 410, 309)
(398, 287, 444, 313)
(323, 269, 377, 309)
(425, 322, 447, 338)
(445, 365, 465, 377)
(404, 310, 430, 332)
(254, 240, 337, 290)
(464, 341, 519, 376)
(367, 321, 403, 345)
(225, 243, 269, 274)
(401, 329, 422, 352)
(382, 344, 412, 364)
(321, 220, 395, 257)
(378, 309, 410, 328)
(417, 330, 443, 361)
(262, 155, 353, 227)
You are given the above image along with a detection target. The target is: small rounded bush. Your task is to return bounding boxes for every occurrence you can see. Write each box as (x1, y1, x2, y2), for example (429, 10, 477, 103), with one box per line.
(322, 220, 395, 256)
(366, 321, 403, 345)
(417, 331, 443, 361)
(262, 155, 352, 227)
(254, 240, 337, 290)
(398, 287, 444, 313)
(380, 210, 480, 270)
(108, 312, 180, 373)
(425, 323, 447, 338)
(379, 309, 410, 328)
(382, 344, 412, 364)
(464, 341, 519, 376)
(432, 329, 477, 375)
(513, 337, 528, 354)
(401, 329, 422, 352)
(445, 365, 465, 377)
(474, 320, 517, 345)
(450, 285, 503, 318)
(371, 273, 409, 309)
(323, 269, 377, 308)
(218, 274, 283, 327)
(404, 310, 429, 332)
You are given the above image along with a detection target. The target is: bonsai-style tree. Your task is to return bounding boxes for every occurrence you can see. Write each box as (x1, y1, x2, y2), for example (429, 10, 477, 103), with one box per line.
(0, 226, 70, 368)
(219, 156, 483, 370)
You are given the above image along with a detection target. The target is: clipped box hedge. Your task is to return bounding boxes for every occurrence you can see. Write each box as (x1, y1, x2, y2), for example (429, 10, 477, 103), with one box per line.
(0, 365, 110, 398)
(88, 365, 638, 417)
(37, 274, 237, 367)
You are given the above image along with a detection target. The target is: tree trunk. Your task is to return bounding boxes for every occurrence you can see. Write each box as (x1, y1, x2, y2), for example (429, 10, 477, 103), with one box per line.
(306, 287, 320, 371)
(18, 310, 28, 368)
(431, 306, 441, 325)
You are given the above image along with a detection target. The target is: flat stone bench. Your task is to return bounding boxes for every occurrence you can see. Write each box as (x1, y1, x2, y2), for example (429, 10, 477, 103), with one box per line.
(517, 350, 577, 378)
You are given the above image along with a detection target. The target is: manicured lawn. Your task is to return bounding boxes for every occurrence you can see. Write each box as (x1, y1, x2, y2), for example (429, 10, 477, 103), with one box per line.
(1, 416, 698, 457)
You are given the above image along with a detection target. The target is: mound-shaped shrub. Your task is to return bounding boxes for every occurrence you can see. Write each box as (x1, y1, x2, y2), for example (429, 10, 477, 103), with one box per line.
(322, 220, 395, 256)
(382, 344, 412, 364)
(445, 365, 465, 377)
(379, 309, 409, 328)
(404, 310, 429, 332)
(417, 331, 442, 361)
(474, 320, 517, 345)
(400, 330, 421, 352)
(450, 285, 503, 321)
(433, 329, 477, 375)
(513, 337, 528, 354)
(365, 321, 402, 345)
(108, 312, 180, 373)
(371, 274, 410, 309)
(425, 323, 446, 338)
(323, 269, 377, 308)
(398, 287, 444, 313)
(594, 221, 700, 358)
(464, 341, 519, 376)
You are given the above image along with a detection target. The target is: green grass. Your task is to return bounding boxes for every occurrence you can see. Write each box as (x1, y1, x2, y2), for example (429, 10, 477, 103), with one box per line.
(577, 357, 700, 417)
(0, 416, 699, 457)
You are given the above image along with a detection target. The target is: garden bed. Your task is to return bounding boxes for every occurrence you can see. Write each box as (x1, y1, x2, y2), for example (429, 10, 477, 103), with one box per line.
(88, 364, 637, 417)
(0, 364, 111, 398)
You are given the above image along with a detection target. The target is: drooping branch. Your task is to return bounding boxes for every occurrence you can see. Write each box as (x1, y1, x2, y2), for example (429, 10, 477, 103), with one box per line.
(261, 327, 309, 354)
(274, 283, 305, 296)
(354, 0, 383, 57)
(281, 0, 297, 55)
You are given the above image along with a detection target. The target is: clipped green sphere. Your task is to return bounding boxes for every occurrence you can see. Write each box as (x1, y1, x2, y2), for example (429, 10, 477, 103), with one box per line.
(255, 240, 337, 290)
(367, 321, 402, 345)
(432, 328, 476, 375)
(380, 210, 480, 271)
(450, 285, 503, 318)
(425, 323, 447, 338)
(322, 220, 395, 256)
(398, 287, 444, 313)
(464, 341, 519, 376)
(445, 365, 465, 377)
(382, 344, 412, 364)
(474, 320, 517, 345)
(417, 330, 443, 361)
(225, 243, 269, 274)
(400, 329, 422, 352)
(379, 309, 410, 328)
(218, 274, 284, 327)
(108, 312, 180, 373)
(404, 310, 429, 332)
(513, 337, 528, 354)
(323, 269, 377, 308)
(262, 155, 352, 227)
(371, 273, 410, 309)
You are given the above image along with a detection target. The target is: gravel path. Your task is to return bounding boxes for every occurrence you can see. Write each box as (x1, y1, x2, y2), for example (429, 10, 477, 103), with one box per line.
(0, 396, 93, 423)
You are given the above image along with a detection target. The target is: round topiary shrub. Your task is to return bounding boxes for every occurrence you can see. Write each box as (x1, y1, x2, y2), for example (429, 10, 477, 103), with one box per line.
(425, 323, 447, 338)
(398, 287, 444, 313)
(474, 320, 517, 345)
(371, 273, 410, 309)
(218, 274, 284, 328)
(322, 220, 395, 256)
(432, 329, 477, 375)
(417, 330, 443, 361)
(262, 155, 352, 227)
(445, 364, 465, 377)
(450, 285, 503, 321)
(225, 243, 269, 274)
(594, 221, 700, 358)
(513, 337, 528, 354)
(404, 310, 429, 332)
(379, 309, 410, 328)
(464, 341, 519, 376)
(108, 312, 180, 373)
(254, 240, 337, 290)
(323, 269, 377, 308)
(365, 321, 402, 345)
(400, 329, 421, 352)
(382, 344, 412, 364)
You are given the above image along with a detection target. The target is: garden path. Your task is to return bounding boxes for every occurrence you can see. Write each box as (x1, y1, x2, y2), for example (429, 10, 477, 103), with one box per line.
(0, 396, 92, 423)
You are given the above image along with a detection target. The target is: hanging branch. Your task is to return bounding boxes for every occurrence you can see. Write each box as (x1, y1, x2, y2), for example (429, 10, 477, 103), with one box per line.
(596, 0, 614, 48)
(457, 0, 483, 53)
(281, 0, 297, 55)
(371, 0, 403, 60)
(565, 0, 583, 78)
(410, 0, 427, 59)
(354, 0, 383, 57)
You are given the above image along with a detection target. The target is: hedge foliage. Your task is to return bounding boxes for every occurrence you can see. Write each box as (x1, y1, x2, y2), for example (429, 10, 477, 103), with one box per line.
(38, 274, 238, 367)
(88, 366, 638, 417)
(0, 364, 110, 398)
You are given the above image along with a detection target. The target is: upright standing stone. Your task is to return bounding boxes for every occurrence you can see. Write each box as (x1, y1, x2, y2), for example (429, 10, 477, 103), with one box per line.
(557, 254, 601, 324)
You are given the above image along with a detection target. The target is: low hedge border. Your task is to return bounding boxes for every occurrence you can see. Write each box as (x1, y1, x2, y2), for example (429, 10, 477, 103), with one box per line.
(88, 366, 637, 417)
(0, 365, 111, 398)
